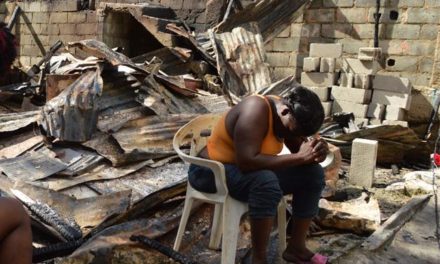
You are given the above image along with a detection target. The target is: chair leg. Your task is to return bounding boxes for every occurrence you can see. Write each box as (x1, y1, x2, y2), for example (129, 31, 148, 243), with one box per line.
(221, 197, 248, 264)
(209, 203, 223, 250)
(277, 199, 287, 254)
(173, 196, 194, 251)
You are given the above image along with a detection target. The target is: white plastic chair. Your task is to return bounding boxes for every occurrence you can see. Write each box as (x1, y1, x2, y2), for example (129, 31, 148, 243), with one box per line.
(173, 113, 287, 264)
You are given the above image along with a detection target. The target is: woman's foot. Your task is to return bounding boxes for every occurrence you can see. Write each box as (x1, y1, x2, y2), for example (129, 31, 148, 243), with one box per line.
(282, 249, 328, 264)
(282, 245, 314, 262)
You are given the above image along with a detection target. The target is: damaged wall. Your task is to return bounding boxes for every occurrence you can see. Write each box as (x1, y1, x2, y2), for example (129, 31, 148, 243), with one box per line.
(1, 0, 438, 86)
(0, 0, 439, 124)
(265, 0, 440, 87)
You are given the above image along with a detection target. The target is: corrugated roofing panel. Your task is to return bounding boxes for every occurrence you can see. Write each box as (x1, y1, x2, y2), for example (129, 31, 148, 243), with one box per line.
(0, 110, 40, 133)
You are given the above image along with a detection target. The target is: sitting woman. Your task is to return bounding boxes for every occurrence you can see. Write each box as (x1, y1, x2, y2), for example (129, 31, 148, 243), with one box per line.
(189, 85, 328, 264)
(0, 197, 32, 264)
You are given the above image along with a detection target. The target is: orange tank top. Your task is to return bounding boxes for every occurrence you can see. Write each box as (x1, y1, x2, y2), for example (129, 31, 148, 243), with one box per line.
(207, 95, 284, 164)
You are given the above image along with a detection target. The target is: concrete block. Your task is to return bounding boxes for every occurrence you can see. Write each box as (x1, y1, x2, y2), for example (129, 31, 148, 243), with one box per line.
(339, 73, 354, 88)
(303, 57, 320, 72)
(310, 43, 343, 58)
(367, 104, 385, 119)
(385, 56, 418, 72)
(385, 105, 406, 121)
(273, 37, 300, 52)
(407, 8, 440, 24)
(322, 24, 352, 38)
(320, 57, 336, 73)
(382, 120, 408, 127)
(67, 13, 87, 24)
(372, 75, 412, 94)
(369, 118, 382, 125)
(333, 100, 369, 117)
(342, 58, 379, 74)
(354, 74, 372, 89)
(309, 87, 330, 101)
(301, 72, 336, 87)
(322, 102, 333, 117)
(371, 90, 411, 110)
(266, 52, 290, 67)
(51, 1, 79, 12)
(349, 138, 378, 188)
(305, 9, 335, 23)
(323, 0, 354, 8)
(358, 47, 381, 61)
(355, 118, 369, 127)
(331, 86, 372, 104)
(386, 24, 420, 40)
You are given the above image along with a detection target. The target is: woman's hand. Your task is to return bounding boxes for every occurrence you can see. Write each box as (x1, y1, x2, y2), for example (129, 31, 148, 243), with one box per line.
(298, 139, 320, 164)
(313, 138, 328, 163)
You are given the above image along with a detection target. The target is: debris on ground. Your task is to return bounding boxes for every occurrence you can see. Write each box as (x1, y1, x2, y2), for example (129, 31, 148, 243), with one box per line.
(0, 1, 438, 263)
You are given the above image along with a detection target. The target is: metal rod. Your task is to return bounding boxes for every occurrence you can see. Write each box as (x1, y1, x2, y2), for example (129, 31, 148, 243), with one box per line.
(374, 0, 381, 47)
(6, 6, 21, 30)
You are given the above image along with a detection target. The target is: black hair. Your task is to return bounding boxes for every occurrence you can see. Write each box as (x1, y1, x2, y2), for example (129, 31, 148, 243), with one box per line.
(0, 22, 17, 75)
(283, 85, 324, 136)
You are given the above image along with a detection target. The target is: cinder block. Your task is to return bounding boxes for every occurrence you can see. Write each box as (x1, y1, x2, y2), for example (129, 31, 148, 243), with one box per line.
(385, 105, 406, 121)
(358, 47, 382, 61)
(371, 90, 411, 110)
(301, 72, 336, 87)
(309, 87, 330, 101)
(369, 118, 382, 125)
(339, 73, 354, 88)
(331, 86, 372, 104)
(303, 57, 320, 72)
(367, 104, 385, 119)
(332, 100, 369, 117)
(372, 75, 412, 94)
(349, 138, 378, 188)
(310, 43, 343, 58)
(342, 58, 379, 74)
(320, 57, 336, 73)
(321, 101, 332, 117)
(382, 120, 408, 127)
(355, 118, 369, 127)
(354, 74, 372, 89)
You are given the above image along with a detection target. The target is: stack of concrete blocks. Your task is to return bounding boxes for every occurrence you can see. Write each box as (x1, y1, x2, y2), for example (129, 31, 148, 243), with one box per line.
(331, 47, 382, 126)
(368, 75, 412, 127)
(300, 43, 343, 117)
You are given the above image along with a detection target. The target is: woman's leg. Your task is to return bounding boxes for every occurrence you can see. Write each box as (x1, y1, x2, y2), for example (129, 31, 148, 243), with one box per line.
(275, 164, 325, 261)
(0, 198, 32, 264)
(188, 164, 283, 263)
(226, 167, 283, 264)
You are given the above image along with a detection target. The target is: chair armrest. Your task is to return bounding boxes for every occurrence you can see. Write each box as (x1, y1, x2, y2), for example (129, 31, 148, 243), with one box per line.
(177, 153, 228, 197)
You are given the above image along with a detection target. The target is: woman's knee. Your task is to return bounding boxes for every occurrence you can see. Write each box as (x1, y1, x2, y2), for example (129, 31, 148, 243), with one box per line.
(307, 164, 326, 190)
(247, 170, 283, 218)
(252, 170, 282, 193)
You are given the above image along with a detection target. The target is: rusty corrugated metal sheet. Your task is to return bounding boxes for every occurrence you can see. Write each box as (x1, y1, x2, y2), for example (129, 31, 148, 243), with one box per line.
(216, 0, 311, 43)
(211, 23, 272, 96)
(41, 70, 103, 142)
(87, 162, 188, 203)
(0, 151, 67, 181)
(112, 114, 196, 156)
(257, 75, 298, 96)
(0, 110, 40, 133)
(68, 40, 137, 67)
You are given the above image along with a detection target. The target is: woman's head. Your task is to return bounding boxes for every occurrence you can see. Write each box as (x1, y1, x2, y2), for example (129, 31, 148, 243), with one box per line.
(0, 22, 17, 75)
(281, 85, 324, 137)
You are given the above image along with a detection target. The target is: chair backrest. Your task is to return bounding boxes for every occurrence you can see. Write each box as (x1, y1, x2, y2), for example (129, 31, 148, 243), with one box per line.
(173, 113, 228, 196)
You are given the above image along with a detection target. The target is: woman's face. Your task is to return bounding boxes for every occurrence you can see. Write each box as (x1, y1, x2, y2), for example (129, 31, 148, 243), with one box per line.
(278, 104, 301, 137)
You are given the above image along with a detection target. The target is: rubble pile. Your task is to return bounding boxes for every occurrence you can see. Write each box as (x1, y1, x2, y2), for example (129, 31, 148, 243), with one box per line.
(0, 1, 437, 263)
